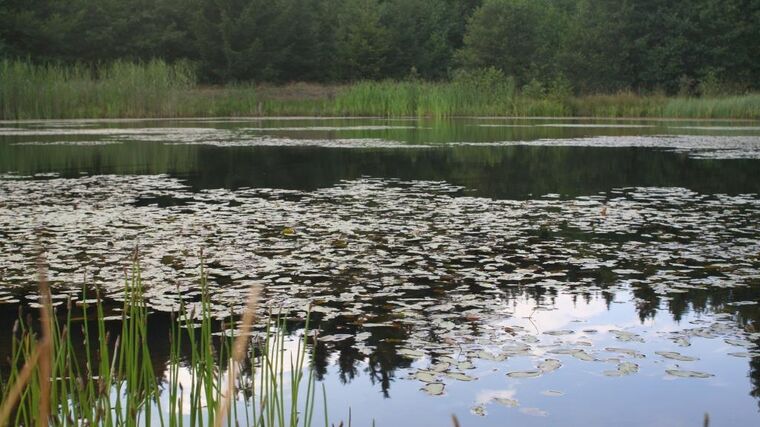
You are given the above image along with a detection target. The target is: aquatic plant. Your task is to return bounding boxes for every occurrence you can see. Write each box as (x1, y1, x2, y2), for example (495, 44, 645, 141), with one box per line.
(0, 259, 322, 427)
(2, 60, 759, 119)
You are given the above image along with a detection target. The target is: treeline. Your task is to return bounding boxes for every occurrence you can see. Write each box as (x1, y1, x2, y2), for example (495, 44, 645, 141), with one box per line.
(1, 0, 758, 94)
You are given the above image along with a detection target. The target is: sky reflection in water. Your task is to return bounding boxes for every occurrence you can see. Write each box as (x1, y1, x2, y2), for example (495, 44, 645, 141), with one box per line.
(0, 118, 759, 426)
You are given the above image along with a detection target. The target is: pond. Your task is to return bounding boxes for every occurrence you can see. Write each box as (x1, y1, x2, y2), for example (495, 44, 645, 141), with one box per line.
(1, 117, 759, 426)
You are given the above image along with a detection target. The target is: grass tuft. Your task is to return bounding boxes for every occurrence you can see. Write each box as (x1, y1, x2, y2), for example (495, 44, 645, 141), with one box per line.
(0, 256, 322, 427)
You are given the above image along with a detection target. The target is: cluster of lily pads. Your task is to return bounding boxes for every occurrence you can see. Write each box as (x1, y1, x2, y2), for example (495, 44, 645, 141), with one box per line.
(0, 173, 759, 417)
(3, 122, 760, 158)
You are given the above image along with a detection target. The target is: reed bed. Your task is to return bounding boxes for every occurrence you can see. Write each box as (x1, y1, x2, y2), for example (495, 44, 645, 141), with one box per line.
(0, 260, 322, 427)
(1, 59, 759, 119)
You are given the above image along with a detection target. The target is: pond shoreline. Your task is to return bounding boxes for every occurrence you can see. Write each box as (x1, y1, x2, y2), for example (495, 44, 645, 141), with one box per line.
(3, 61, 759, 121)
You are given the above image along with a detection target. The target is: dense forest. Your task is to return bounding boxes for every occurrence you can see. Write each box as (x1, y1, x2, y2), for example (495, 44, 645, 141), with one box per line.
(1, 0, 759, 94)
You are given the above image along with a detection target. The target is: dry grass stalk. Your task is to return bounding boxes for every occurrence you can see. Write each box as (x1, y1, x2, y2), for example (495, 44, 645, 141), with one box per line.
(214, 284, 261, 427)
(0, 348, 41, 426)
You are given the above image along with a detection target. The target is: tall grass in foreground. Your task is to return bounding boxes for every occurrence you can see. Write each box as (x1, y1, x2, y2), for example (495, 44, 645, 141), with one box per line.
(0, 261, 322, 427)
(1, 59, 759, 119)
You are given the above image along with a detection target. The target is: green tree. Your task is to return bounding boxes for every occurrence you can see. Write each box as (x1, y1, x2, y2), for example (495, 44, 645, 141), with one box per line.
(456, 0, 560, 85)
(333, 0, 390, 81)
(381, 0, 457, 79)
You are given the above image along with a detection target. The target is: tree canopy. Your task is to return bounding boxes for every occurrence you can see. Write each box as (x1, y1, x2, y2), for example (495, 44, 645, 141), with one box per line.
(1, 0, 757, 93)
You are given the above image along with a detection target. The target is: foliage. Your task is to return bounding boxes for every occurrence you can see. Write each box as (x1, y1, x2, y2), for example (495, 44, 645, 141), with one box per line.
(0, 261, 322, 426)
(0, 0, 757, 92)
(2, 59, 760, 119)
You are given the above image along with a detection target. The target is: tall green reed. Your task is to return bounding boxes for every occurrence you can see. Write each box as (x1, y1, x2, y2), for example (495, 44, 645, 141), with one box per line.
(0, 259, 322, 427)
(2, 59, 759, 119)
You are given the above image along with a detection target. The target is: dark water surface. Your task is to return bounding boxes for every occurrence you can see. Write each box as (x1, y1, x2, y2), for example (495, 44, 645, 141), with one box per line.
(1, 117, 759, 426)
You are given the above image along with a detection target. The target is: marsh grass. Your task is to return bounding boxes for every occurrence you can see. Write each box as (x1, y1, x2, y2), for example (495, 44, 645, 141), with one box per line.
(1, 59, 759, 119)
(0, 260, 322, 427)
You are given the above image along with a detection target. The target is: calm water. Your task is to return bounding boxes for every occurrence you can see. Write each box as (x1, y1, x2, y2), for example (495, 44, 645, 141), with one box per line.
(1, 117, 760, 426)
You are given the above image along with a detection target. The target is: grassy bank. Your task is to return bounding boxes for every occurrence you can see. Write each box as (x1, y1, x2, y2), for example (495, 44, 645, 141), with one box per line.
(0, 261, 323, 427)
(2, 60, 759, 120)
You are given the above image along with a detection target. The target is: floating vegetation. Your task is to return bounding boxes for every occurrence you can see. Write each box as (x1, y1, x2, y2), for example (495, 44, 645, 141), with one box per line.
(421, 383, 445, 396)
(604, 362, 640, 377)
(655, 351, 699, 362)
(4, 122, 760, 159)
(0, 167, 759, 416)
(537, 359, 562, 373)
(506, 370, 542, 379)
(605, 348, 646, 359)
(445, 372, 477, 382)
(414, 371, 439, 383)
(610, 330, 645, 343)
(666, 369, 715, 379)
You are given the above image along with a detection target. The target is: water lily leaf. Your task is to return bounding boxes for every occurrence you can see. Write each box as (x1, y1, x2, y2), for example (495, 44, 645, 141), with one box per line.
(605, 348, 645, 358)
(457, 361, 475, 370)
(655, 351, 698, 362)
(319, 334, 352, 342)
(422, 382, 445, 396)
(618, 362, 639, 375)
(507, 370, 542, 378)
(477, 351, 507, 362)
(610, 330, 645, 343)
(727, 352, 760, 358)
(414, 370, 439, 383)
(673, 337, 691, 347)
(446, 372, 476, 381)
(431, 362, 451, 372)
(666, 369, 714, 378)
(571, 350, 595, 361)
(724, 339, 753, 347)
(544, 330, 574, 336)
(398, 349, 425, 358)
(538, 358, 562, 373)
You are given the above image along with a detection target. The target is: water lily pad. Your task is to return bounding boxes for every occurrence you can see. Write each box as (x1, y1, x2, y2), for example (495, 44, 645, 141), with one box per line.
(446, 372, 476, 381)
(544, 330, 574, 336)
(605, 348, 645, 359)
(666, 369, 714, 379)
(724, 339, 753, 347)
(457, 361, 475, 370)
(571, 350, 595, 361)
(538, 358, 562, 373)
(431, 362, 451, 372)
(507, 370, 542, 378)
(605, 361, 639, 377)
(477, 351, 507, 362)
(398, 349, 425, 358)
(414, 370, 439, 383)
(655, 351, 698, 362)
(610, 330, 645, 343)
(727, 352, 760, 358)
(470, 405, 487, 416)
(422, 382, 445, 396)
